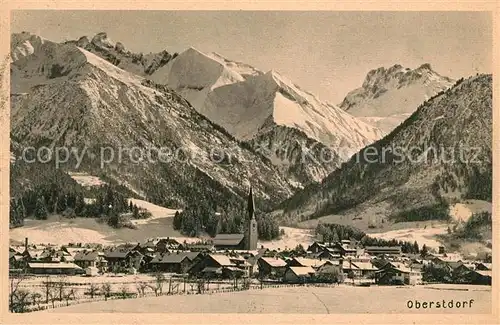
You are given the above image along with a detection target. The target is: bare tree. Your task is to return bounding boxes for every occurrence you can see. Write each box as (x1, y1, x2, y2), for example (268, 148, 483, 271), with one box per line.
(42, 276, 53, 304)
(154, 272, 165, 295)
(135, 281, 149, 297)
(88, 283, 100, 299)
(55, 276, 68, 301)
(119, 285, 130, 299)
(196, 278, 206, 294)
(101, 283, 111, 301)
(48, 286, 59, 308)
(63, 288, 76, 306)
(31, 292, 42, 309)
(147, 283, 160, 296)
(12, 289, 31, 313)
(9, 274, 25, 312)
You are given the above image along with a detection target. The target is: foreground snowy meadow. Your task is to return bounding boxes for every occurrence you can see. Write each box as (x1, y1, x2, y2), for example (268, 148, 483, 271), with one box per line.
(41, 284, 491, 314)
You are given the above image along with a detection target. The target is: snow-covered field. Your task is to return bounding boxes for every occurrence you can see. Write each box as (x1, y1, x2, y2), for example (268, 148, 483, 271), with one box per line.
(41, 284, 491, 314)
(10, 199, 194, 245)
(259, 226, 315, 250)
(261, 223, 447, 251)
(68, 172, 107, 187)
(127, 198, 180, 226)
(449, 200, 491, 223)
(368, 224, 448, 250)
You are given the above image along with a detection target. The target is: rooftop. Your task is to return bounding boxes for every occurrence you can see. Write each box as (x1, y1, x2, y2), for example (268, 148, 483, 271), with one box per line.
(28, 262, 82, 269)
(288, 266, 316, 276)
(212, 234, 245, 246)
(260, 257, 287, 267)
(209, 254, 235, 267)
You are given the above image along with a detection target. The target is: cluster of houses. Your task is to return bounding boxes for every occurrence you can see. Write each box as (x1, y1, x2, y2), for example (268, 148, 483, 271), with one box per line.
(9, 236, 492, 286)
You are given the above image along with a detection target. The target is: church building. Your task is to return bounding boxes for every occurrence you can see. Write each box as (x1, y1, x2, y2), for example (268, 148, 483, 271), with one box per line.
(212, 187, 259, 251)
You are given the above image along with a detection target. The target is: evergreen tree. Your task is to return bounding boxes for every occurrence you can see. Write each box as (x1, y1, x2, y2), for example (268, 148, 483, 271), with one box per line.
(420, 244, 428, 257)
(413, 241, 419, 253)
(34, 196, 49, 220)
(132, 205, 140, 219)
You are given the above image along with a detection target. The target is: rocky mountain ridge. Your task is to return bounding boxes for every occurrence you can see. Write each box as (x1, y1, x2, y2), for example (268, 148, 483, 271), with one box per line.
(277, 74, 492, 229)
(340, 63, 455, 134)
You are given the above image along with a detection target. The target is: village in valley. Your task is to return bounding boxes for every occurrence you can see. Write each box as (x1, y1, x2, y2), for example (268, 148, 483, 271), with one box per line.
(8, 188, 492, 313)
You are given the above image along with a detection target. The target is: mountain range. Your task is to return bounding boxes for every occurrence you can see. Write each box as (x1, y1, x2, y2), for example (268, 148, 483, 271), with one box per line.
(10, 31, 491, 233)
(10, 32, 296, 211)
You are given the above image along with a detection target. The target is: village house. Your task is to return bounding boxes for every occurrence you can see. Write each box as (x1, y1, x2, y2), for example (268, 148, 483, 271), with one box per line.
(74, 250, 108, 271)
(315, 260, 342, 282)
(257, 257, 288, 279)
(283, 266, 316, 283)
(341, 259, 362, 278)
(38, 248, 74, 263)
(469, 270, 492, 285)
(328, 242, 357, 257)
(105, 247, 144, 272)
(9, 249, 26, 272)
(187, 254, 246, 279)
(349, 260, 378, 278)
(306, 242, 327, 254)
(61, 246, 88, 257)
(375, 262, 422, 285)
(150, 252, 192, 273)
(314, 250, 341, 260)
(20, 239, 45, 263)
(140, 237, 180, 253)
(149, 251, 201, 274)
(238, 248, 268, 276)
(475, 262, 492, 271)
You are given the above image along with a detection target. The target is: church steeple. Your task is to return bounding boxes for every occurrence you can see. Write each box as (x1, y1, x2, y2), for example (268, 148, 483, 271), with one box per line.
(245, 185, 258, 250)
(247, 185, 255, 220)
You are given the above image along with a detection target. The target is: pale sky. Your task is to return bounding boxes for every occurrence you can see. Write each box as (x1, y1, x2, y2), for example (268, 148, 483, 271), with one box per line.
(11, 11, 492, 104)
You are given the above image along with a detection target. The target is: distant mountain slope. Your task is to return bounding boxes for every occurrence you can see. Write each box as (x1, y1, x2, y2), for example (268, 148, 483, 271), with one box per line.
(10, 34, 296, 213)
(276, 74, 492, 227)
(340, 64, 455, 134)
(149, 47, 383, 184)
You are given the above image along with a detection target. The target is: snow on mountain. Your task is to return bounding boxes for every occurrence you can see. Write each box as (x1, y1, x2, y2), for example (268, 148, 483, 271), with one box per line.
(59, 32, 178, 77)
(150, 47, 247, 109)
(358, 113, 412, 136)
(10, 34, 296, 209)
(203, 69, 381, 158)
(277, 74, 492, 229)
(15, 32, 383, 186)
(207, 51, 264, 79)
(340, 64, 455, 134)
(11, 32, 47, 61)
(151, 48, 383, 184)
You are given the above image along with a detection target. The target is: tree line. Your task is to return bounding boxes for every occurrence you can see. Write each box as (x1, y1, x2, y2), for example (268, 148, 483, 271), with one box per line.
(173, 199, 281, 240)
(9, 158, 151, 229)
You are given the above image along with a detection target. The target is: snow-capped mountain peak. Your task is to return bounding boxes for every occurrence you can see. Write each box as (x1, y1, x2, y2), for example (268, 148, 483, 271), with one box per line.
(91, 32, 116, 50)
(148, 46, 384, 184)
(11, 32, 48, 62)
(340, 63, 455, 135)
